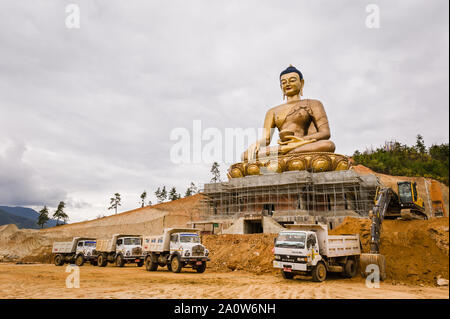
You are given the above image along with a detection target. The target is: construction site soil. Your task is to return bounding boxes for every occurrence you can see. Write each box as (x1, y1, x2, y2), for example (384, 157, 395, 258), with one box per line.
(0, 264, 447, 299)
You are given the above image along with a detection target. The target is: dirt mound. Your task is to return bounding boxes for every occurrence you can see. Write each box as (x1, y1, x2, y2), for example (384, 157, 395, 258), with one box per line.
(330, 216, 449, 285)
(203, 233, 277, 274)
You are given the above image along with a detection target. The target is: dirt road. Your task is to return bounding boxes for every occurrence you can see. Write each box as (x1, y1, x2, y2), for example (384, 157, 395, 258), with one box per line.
(0, 263, 447, 299)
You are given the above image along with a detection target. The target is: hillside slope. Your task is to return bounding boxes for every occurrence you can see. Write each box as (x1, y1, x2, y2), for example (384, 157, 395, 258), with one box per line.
(0, 209, 38, 229)
(0, 206, 59, 228)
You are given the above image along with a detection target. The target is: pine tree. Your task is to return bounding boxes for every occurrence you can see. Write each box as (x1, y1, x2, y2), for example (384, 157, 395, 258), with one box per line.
(140, 191, 147, 208)
(108, 193, 121, 214)
(168, 187, 180, 201)
(415, 134, 426, 154)
(210, 162, 221, 183)
(155, 187, 161, 203)
(184, 182, 198, 197)
(53, 201, 68, 226)
(161, 186, 167, 202)
(156, 186, 168, 203)
(37, 206, 49, 229)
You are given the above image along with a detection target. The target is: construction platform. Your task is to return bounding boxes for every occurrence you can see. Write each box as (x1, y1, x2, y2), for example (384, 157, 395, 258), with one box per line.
(193, 169, 380, 234)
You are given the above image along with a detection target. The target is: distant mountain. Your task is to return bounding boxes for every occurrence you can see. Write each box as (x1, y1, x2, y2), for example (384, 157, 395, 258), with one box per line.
(0, 206, 61, 229)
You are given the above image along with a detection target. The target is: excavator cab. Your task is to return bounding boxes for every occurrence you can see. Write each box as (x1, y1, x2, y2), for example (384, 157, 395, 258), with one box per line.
(397, 182, 425, 209)
(397, 181, 427, 220)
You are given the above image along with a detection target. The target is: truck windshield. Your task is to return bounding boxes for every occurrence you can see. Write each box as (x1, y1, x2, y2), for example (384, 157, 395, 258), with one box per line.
(84, 242, 96, 247)
(180, 234, 200, 243)
(275, 232, 306, 248)
(124, 238, 141, 245)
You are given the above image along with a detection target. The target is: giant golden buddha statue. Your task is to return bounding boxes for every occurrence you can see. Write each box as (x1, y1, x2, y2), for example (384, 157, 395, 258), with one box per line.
(228, 65, 350, 179)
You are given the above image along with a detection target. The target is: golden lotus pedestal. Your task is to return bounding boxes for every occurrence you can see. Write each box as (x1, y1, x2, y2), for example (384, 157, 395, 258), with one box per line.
(227, 152, 351, 179)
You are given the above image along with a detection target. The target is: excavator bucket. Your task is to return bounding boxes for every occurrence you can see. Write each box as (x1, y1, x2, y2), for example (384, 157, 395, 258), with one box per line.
(360, 253, 386, 281)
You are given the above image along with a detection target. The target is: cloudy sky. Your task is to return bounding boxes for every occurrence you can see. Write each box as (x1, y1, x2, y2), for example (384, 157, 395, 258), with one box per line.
(0, 0, 448, 222)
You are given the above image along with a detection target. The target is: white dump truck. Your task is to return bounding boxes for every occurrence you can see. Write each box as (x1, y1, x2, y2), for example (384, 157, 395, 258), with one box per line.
(52, 237, 97, 266)
(94, 234, 144, 267)
(142, 228, 210, 273)
(273, 224, 361, 282)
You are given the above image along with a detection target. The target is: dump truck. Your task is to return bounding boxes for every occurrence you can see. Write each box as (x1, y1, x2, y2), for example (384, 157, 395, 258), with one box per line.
(273, 224, 361, 282)
(142, 228, 210, 273)
(94, 234, 144, 267)
(52, 237, 97, 266)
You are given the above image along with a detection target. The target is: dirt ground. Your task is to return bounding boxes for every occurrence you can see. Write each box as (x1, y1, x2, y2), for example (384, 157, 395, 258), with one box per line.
(0, 263, 447, 299)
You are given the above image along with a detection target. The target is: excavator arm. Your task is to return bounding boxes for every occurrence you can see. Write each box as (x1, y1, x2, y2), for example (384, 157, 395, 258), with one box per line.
(369, 187, 398, 254)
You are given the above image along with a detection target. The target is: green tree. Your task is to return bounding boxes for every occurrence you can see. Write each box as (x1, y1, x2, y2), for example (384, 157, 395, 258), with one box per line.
(210, 162, 221, 183)
(53, 201, 68, 226)
(415, 134, 426, 154)
(155, 186, 167, 203)
(184, 182, 198, 197)
(140, 191, 147, 208)
(353, 139, 449, 185)
(108, 193, 121, 214)
(168, 187, 180, 201)
(37, 206, 49, 229)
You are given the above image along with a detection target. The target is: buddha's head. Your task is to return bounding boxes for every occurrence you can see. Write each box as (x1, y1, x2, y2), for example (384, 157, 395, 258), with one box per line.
(280, 65, 304, 98)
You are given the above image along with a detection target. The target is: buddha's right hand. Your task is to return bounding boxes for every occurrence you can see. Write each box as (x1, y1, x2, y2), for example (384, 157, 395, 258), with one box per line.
(247, 142, 260, 162)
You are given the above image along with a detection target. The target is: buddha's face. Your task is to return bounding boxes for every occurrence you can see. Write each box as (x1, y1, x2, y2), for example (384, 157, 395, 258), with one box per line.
(280, 72, 303, 97)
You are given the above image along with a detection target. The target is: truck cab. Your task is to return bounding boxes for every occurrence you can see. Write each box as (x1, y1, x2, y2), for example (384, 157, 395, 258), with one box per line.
(169, 232, 209, 260)
(116, 236, 142, 258)
(75, 240, 96, 258)
(274, 231, 321, 274)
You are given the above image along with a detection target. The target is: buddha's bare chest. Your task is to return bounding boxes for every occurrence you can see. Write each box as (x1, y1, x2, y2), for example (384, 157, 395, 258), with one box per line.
(274, 102, 312, 129)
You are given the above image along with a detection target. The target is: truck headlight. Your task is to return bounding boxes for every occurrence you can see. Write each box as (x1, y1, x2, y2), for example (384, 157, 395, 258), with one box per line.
(205, 250, 209, 256)
(126, 251, 131, 256)
(275, 255, 281, 261)
(297, 257, 307, 262)
(184, 251, 190, 257)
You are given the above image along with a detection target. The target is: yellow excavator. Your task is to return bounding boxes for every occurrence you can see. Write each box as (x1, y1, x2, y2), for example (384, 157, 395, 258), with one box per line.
(360, 181, 427, 280)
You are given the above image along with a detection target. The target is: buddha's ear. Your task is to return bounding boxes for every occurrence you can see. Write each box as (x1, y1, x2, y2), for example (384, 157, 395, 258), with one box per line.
(300, 79, 305, 96)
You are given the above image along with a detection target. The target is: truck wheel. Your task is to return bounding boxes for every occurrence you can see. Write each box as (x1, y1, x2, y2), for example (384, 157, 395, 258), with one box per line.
(145, 256, 158, 271)
(196, 261, 207, 273)
(170, 255, 182, 273)
(312, 262, 327, 282)
(75, 255, 85, 267)
(97, 254, 107, 267)
(54, 254, 64, 266)
(281, 270, 294, 279)
(115, 254, 125, 267)
(166, 263, 172, 272)
(343, 259, 357, 278)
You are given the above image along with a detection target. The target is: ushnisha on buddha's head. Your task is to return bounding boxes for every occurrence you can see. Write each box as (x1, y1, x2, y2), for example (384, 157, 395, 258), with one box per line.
(280, 65, 304, 98)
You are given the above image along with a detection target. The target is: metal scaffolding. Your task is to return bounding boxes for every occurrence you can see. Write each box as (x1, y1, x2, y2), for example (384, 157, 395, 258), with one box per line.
(199, 170, 379, 221)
